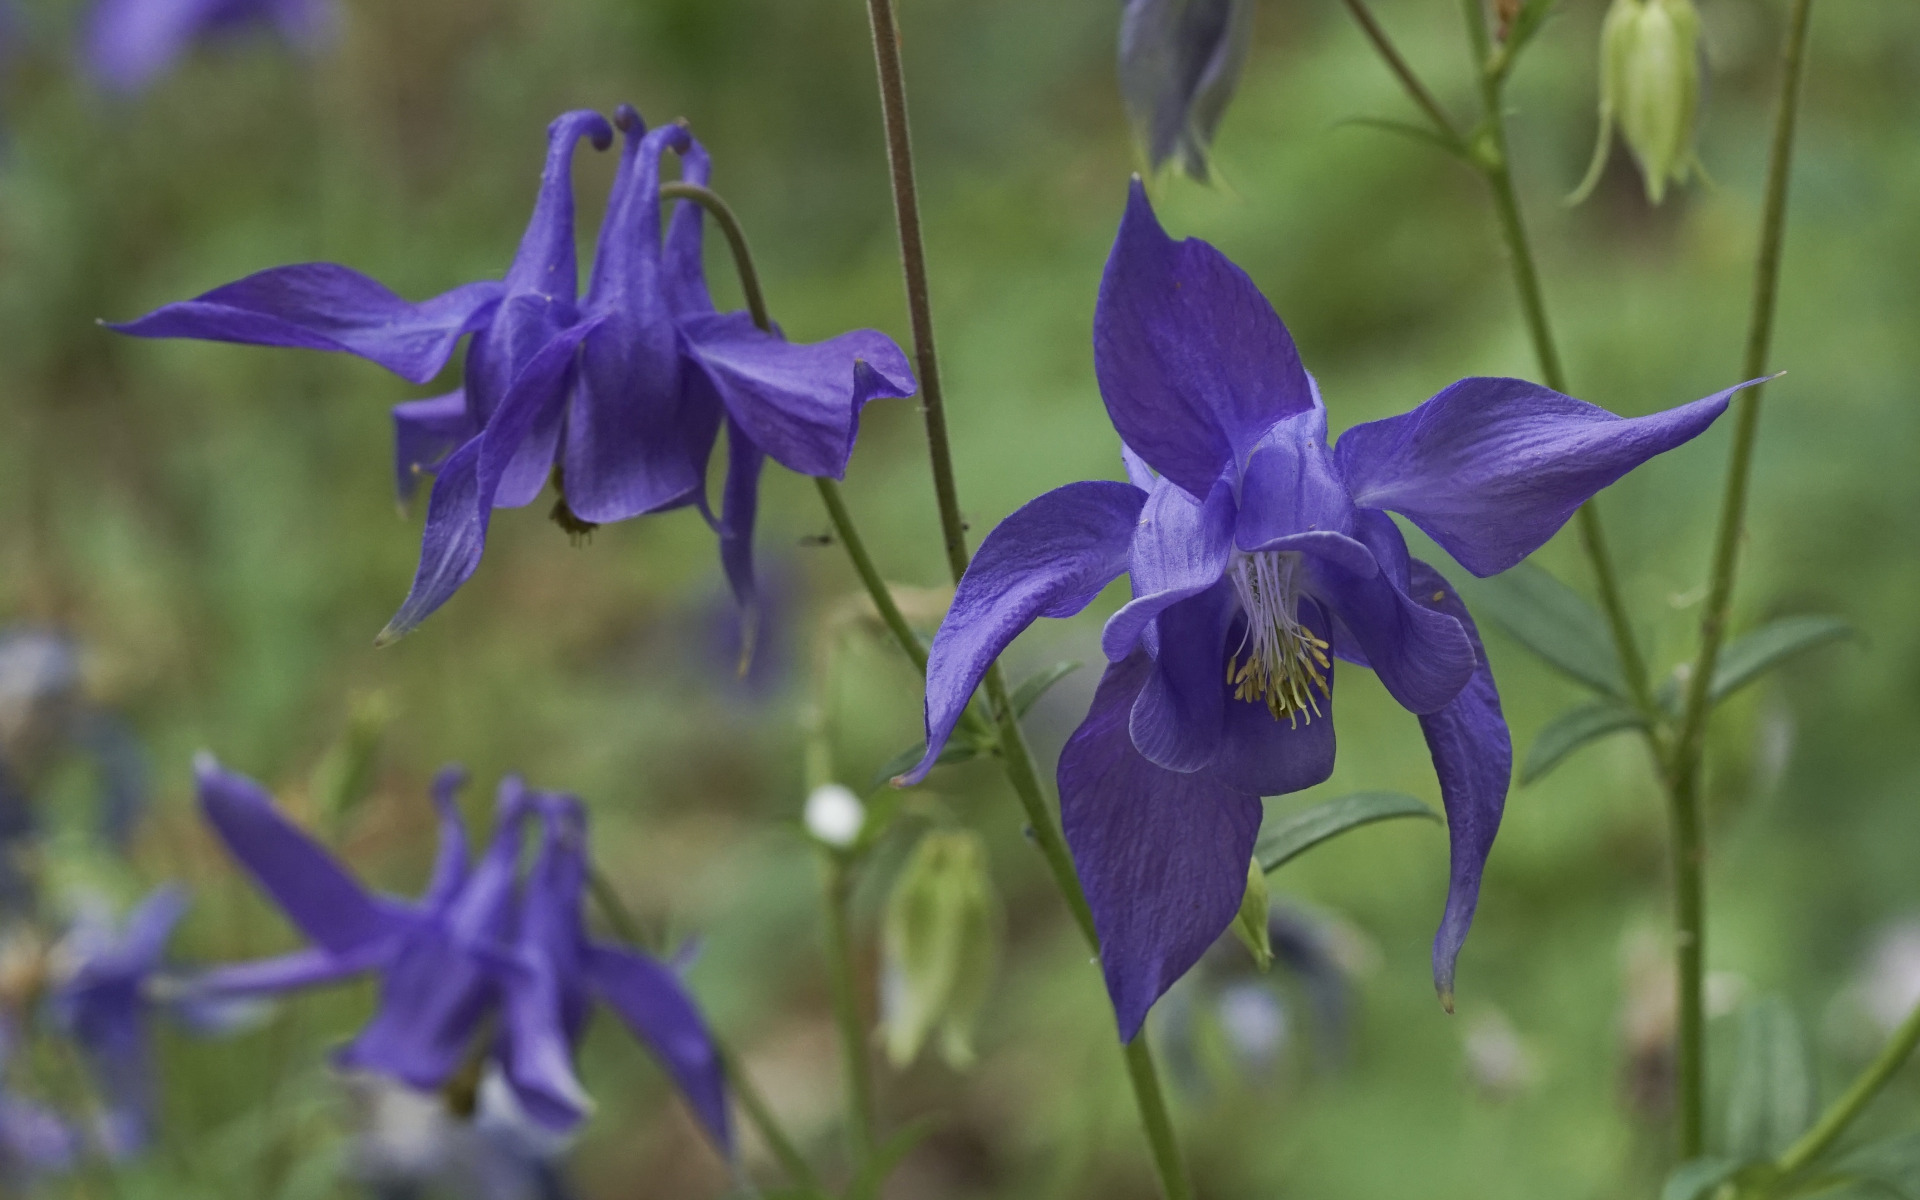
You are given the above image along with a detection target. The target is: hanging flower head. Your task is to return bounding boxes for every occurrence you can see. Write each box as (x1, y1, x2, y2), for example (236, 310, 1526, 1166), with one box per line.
(900, 182, 1759, 1039)
(85, 0, 333, 95)
(1118, 0, 1253, 182)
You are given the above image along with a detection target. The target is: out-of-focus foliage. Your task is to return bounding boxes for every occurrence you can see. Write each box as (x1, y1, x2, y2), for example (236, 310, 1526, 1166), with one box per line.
(0, 0, 1917, 1197)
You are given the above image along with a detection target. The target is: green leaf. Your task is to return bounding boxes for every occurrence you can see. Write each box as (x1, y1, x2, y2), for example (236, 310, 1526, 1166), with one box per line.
(1521, 700, 1648, 784)
(1230, 857, 1273, 971)
(871, 739, 977, 793)
(1823, 1133, 1920, 1200)
(1257, 792, 1439, 875)
(1010, 660, 1083, 718)
(1661, 1157, 1746, 1200)
(1711, 615, 1853, 704)
(1726, 995, 1815, 1163)
(846, 1115, 941, 1200)
(1333, 115, 1467, 158)
(1454, 562, 1628, 698)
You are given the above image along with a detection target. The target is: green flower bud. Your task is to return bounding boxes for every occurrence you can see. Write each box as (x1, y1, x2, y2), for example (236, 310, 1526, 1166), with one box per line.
(1570, 0, 1704, 205)
(880, 830, 1001, 1070)
(1229, 857, 1274, 972)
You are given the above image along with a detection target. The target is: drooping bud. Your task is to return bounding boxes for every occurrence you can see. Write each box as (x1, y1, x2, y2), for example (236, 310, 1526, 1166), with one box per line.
(1118, 0, 1254, 183)
(1229, 857, 1273, 972)
(880, 830, 1000, 1070)
(1569, 0, 1704, 205)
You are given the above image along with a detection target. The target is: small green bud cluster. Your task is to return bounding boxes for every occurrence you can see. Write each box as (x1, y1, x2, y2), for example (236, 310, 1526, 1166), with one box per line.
(880, 830, 1001, 1070)
(1570, 0, 1705, 205)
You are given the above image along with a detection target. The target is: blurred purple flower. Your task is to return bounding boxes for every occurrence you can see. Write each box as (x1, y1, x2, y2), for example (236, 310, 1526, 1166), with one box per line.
(48, 886, 189, 1158)
(110, 105, 913, 642)
(189, 758, 731, 1152)
(84, 0, 332, 95)
(901, 181, 1758, 1039)
(0, 1022, 79, 1184)
(1118, 0, 1252, 181)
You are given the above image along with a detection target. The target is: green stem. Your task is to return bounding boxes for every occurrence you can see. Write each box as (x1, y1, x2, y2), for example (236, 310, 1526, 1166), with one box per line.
(1339, 0, 1463, 145)
(588, 865, 822, 1191)
(660, 180, 930, 676)
(1664, 0, 1814, 1156)
(1775, 996, 1920, 1178)
(860, 4, 1192, 1194)
(864, 0, 971, 587)
(823, 853, 877, 1168)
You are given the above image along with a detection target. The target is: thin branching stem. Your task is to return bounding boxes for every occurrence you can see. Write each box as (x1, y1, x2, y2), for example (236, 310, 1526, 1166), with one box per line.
(1775, 991, 1920, 1178)
(1664, 0, 1816, 1157)
(823, 853, 877, 1168)
(1339, 0, 1464, 145)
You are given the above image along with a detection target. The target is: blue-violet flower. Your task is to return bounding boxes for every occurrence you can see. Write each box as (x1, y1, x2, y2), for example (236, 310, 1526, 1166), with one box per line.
(84, 0, 332, 95)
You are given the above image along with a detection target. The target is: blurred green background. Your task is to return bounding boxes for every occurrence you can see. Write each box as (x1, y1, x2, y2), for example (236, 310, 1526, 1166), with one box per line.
(2, 0, 1918, 1196)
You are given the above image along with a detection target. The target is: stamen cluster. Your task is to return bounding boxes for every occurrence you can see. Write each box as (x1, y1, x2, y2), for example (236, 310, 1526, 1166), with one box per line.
(1226, 551, 1330, 726)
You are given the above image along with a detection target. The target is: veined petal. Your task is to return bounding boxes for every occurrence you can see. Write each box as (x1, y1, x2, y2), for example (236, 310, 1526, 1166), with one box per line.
(1335, 376, 1758, 577)
(195, 756, 394, 956)
(1232, 398, 1359, 552)
(1059, 651, 1264, 1041)
(503, 111, 615, 304)
(445, 777, 538, 946)
(1094, 180, 1316, 498)
(1118, 0, 1253, 181)
(664, 136, 715, 318)
(392, 392, 474, 506)
(498, 949, 593, 1131)
(1129, 584, 1232, 773)
(713, 417, 766, 614)
(901, 481, 1146, 785)
(566, 118, 714, 523)
(680, 314, 915, 480)
(1208, 599, 1339, 795)
(1101, 474, 1234, 662)
(1309, 551, 1475, 715)
(336, 928, 494, 1091)
(1409, 562, 1511, 1008)
(585, 945, 732, 1155)
(423, 767, 471, 914)
(109, 266, 503, 385)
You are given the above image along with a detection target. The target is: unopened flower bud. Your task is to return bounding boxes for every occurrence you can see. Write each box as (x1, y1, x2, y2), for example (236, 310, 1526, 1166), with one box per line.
(1570, 0, 1704, 205)
(803, 783, 865, 849)
(880, 830, 1000, 1070)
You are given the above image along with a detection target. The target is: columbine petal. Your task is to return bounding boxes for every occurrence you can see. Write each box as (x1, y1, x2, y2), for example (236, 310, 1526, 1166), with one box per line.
(195, 756, 395, 955)
(664, 137, 716, 318)
(188, 943, 392, 997)
(585, 945, 732, 1155)
(497, 794, 593, 1130)
(1308, 550, 1476, 715)
(1129, 584, 1232, 773)
(1208, 600, 1339, 794)
(712, 416, 766, 615)
(110, 265, 503, 385)
(85, 0, 228, 93)
(679, 313, 916, 481)
(566, 116, 711, 523)
(1334, 376, 1759, 577)
(336, 928, 495, 1090)
(392, 392, 474, 506)
(1058, 651, 1263, 1040)
(422, 766, 471, 914)
(1101, 474, 1234, 662)
(378, 319, 602, 644)
(901, 481, 1146, 785)
(1408, 563, 1511, 1009)
(1094, 180, 1316, 498)
(1231, 401, 1362, 553)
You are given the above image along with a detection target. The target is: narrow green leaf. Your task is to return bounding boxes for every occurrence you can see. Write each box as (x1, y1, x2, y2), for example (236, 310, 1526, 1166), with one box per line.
(1824, 1133, 1920, 1200)
(1726, 995, 1815, 1163)
(870, 739, 977, 793)
(1711, 615, 1853, 704)
(1453, 562, 1628, 698)
(847, 1115, 942, 1200)
(1258, 792, 1439, 875)
(1333, 115, 1467, 158)
(1010, 660, 1083, 718)
(1521, 700, 1647, 784)
(1661, 1157, 1745, 1200)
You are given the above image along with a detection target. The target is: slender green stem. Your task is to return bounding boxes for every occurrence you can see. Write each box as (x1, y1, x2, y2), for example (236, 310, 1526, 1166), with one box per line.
(823, 853, 877, 1168)
(860, 5, 1192, 1194)
(1775, 996, 1920, 1178)
(864, 0, 971, 587)
(588, 864, 822, 1191)
(1663, 0, 1814, 1156)
(660, 180, 930, 676)
(1339, 0, 1463, 145)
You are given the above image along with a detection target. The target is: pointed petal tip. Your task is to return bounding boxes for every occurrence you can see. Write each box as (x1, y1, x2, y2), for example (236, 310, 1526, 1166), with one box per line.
(1438, 985, 1455, 1015)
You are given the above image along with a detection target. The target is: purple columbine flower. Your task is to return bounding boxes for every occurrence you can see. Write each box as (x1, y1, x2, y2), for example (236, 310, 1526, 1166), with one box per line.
(900, 181, 1761, 1040)
(109, 106, 914, 643)
(1118, 0, 1252, 182)
(48, 886, 191, 1158)
(84, 0, 332, 95)
(188, 758, 731, 1152)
